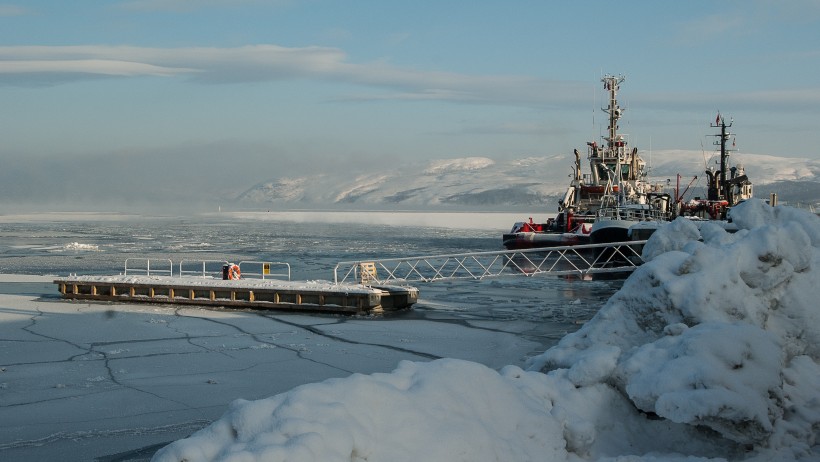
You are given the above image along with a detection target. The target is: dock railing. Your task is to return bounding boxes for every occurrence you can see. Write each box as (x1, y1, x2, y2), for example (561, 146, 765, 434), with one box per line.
(179, 259, 230, 279)
(118, 259, 293, 281)
(238, 261, 291, 281)
(333, 241, 647, 285)
(176, 259, 292, 280)
(124, 258, 174, 277)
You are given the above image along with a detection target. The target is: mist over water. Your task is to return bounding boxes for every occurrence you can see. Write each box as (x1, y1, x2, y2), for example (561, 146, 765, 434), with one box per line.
(0, 211, 621, 342)
(2, 214, 483, 276)
(0, 211, 531, 277)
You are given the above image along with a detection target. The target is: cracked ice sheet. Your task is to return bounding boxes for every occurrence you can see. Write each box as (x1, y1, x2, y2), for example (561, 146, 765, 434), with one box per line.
(281, 316, 540, 370)
(0, 290, 540, 461)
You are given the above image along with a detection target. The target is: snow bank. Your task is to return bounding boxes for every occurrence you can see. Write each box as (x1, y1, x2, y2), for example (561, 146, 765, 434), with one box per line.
(153, 199, 820, 462)
(531, 199, 820, 457)
(153, 360, 570, 462)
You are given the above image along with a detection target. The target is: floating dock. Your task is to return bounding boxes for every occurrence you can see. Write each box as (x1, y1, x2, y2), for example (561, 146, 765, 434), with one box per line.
(54, 275, 418, 315)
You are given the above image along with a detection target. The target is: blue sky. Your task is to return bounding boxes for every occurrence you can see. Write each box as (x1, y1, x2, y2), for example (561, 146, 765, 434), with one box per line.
(1, 0, 819, 206)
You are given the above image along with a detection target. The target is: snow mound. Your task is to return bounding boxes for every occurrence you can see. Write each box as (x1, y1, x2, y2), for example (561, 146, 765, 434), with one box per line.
(153, 360, 571, 462)
(531, 199, 820, 454)
(152, 199, 820, 462)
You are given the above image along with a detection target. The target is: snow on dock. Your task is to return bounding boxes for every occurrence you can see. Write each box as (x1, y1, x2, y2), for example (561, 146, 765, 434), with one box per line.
(54, 274, 418, 314)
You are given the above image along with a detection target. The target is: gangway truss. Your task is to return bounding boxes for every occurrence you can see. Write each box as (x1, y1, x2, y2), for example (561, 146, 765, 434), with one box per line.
(334, 241, 647, 285)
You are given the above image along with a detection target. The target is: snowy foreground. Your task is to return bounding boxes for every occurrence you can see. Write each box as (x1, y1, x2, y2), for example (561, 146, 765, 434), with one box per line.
(154, 199, 820, 462)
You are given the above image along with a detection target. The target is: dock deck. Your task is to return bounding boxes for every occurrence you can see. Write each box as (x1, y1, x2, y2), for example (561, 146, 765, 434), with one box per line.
(54, 275, 418, 315)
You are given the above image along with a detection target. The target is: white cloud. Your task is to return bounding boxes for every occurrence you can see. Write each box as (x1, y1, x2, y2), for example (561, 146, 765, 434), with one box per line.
(2, 43, 816, 113)
(0, 44, 588, 108)
(0, 44, 346, 80)
(0, 59, 194, 77)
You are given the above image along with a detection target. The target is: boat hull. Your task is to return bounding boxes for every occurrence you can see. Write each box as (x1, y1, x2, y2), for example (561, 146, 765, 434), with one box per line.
(628, 221, 665, 241)
(589, 219, 635, 245)
(502, 231, 590, 250)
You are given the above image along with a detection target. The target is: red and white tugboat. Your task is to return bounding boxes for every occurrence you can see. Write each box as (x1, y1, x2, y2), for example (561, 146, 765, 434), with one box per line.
(587, 74, 672, 246)
(503, 74, 670, 250)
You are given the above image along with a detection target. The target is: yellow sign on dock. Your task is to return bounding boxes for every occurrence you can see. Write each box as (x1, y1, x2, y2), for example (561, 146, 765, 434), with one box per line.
(359, 262, 378, 284)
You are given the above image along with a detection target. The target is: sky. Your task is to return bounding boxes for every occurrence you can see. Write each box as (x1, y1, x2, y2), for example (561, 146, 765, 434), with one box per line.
(1, 0, 819, 208)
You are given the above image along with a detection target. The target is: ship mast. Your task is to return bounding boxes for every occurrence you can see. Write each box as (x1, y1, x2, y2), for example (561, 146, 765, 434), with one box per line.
(602, 74, 625, 165)
(710, 114, 734, 204)
(601, 74, 626, 205)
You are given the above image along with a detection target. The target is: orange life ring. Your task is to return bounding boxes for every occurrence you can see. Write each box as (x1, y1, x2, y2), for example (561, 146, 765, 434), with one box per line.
(228, 264, 241, 280)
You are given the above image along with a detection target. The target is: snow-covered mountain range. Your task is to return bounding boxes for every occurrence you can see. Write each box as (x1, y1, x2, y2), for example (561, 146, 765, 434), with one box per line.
(236, 151, 820, 209)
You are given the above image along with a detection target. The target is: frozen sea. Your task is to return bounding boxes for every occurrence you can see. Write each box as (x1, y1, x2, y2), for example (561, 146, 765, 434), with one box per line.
(0, 211, 622, 461)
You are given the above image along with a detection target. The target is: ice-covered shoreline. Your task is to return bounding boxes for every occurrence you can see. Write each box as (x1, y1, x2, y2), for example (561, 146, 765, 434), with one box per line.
(153, 199, 820, 461)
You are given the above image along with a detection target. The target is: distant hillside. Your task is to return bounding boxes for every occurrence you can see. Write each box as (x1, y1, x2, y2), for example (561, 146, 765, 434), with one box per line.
(754, 180, 820, 208)
(235, 151, 820, 209)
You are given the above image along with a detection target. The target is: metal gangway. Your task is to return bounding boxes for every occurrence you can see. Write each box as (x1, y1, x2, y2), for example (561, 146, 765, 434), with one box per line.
(334, 241, 647, 285)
